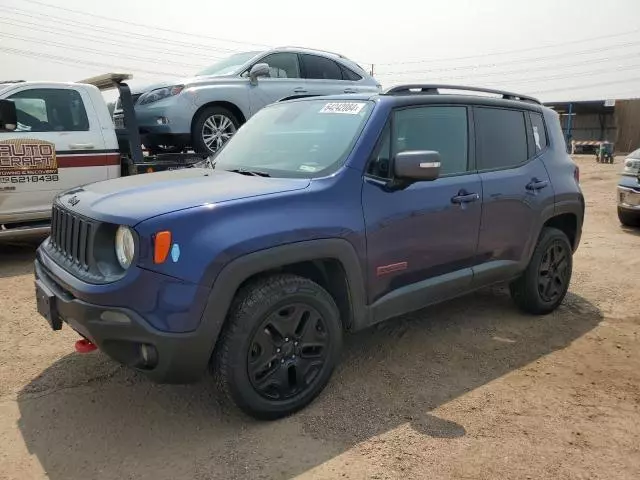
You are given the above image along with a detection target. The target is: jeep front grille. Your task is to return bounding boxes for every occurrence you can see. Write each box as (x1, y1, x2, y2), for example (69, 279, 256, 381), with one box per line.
(50, 205, 93, 269)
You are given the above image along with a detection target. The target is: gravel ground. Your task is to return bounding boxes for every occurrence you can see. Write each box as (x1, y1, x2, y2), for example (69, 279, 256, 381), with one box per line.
(0, 155, 638, 480)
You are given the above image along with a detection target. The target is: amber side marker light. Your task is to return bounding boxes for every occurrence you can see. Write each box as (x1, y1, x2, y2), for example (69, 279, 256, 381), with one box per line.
(154, 231, 172, 264)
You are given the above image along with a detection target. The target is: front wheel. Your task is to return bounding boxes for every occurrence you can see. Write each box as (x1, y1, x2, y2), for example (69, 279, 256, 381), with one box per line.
(510, 227, 573, 315)
(213, 274, 342, 420)
(192, 106, 239, 155)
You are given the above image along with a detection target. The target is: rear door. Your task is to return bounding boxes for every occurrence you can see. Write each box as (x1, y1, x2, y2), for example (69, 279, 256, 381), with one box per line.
(0, 86, 109, 221)
(473, 106, 555, 284)
(299, 54, 354, 96)
(247, 52, 306, 114)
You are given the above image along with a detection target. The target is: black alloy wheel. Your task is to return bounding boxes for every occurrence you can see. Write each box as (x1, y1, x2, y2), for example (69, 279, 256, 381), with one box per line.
(214, 274, 342, 420)
(247, 303, 330, 401)
(537, 241, 570, 303)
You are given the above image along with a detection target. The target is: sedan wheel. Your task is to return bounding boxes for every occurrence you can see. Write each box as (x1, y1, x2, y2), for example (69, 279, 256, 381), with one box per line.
(201, 114, 236, 153)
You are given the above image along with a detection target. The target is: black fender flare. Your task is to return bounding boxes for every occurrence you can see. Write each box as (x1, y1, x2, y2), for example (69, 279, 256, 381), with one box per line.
(520, 195, 585, 269)
(197, 238, 369, 362)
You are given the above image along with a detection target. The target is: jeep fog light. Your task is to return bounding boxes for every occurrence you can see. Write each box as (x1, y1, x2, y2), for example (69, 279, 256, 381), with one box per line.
(100, 311, 131, 324)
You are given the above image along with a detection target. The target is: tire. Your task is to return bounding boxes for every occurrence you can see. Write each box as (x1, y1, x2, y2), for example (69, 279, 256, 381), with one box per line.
(618, 207, 640, 227)
(191, 105, 240, 155)
(509, 227, 573, 315)
(213, 274, 342, 420)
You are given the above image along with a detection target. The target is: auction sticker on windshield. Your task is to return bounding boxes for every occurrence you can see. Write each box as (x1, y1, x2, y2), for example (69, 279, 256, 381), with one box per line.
(319, 102, 367, 115)
(0, 138, 59, 184)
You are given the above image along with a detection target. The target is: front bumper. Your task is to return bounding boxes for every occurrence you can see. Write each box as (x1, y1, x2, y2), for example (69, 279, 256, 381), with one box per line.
(617, 185, 640, 211)
(115, 93, 196, 135)
(34, 253, 214, 384)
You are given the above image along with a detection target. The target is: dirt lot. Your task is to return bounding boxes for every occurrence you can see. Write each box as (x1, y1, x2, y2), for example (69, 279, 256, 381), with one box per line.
(0, 155, 638, 480)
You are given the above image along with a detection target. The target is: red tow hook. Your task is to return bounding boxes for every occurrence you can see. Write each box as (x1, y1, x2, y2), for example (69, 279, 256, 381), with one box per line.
(75, 338, 98, 353)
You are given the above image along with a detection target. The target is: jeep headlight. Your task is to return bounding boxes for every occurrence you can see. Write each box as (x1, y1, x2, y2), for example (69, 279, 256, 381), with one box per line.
(138, 85, 184, 105)
(115, 225, 135, 269)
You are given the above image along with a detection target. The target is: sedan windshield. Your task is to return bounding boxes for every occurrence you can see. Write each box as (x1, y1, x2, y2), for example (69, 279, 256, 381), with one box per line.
(213, 99, 375, 177)
(196, 51, 262, 77)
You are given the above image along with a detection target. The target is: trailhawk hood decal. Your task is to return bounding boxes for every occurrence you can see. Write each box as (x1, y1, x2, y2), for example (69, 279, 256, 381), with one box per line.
(57, 169, 310, 225)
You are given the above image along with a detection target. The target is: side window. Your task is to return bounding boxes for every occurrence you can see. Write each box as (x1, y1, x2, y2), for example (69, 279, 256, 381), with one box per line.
(394, 106, 469, 176)
(8, 88, 89, 133)
(529, 112, 548, 153)
(339, 64, 363, 81)
(475, 107, 528, 170)
(259, 53, 301, 79)
(301, 55, 343, 80)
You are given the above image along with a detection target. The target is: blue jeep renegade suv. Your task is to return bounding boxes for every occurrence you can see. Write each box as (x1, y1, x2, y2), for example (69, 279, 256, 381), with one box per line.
(34, 84, 584, 419)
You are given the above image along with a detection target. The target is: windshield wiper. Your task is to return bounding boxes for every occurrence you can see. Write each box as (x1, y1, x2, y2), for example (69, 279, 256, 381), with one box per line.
(227, 168, 271, 177)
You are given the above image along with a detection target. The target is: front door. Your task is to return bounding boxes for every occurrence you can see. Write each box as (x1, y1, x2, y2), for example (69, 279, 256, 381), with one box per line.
(0, 86, 108, 221)
(247, 52, 307, 115)
(473, 107, 556, 284)
(362, 105, 482, 315)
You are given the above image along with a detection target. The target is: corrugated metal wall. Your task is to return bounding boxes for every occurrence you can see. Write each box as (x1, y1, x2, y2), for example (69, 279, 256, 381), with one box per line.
(615, 99, 640, 154)
(563, 113, 616, 142)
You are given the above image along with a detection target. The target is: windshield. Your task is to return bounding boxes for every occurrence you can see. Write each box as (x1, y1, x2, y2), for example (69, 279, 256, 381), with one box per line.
(196, 51, 262, 77)
(213, 99, 375, 177)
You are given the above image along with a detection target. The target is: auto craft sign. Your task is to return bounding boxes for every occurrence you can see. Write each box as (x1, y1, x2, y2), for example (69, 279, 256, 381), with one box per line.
(0, 138, 58, 176)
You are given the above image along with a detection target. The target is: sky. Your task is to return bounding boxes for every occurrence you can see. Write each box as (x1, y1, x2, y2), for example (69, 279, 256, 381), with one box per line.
(2, 0, 640, 103)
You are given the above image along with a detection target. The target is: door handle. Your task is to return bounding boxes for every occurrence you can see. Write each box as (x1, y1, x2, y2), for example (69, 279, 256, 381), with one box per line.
(293, 88, 308, 94)
(451, 191, 480, 204)
(343, 88, 357, 94)
(526, 178, 549, 191)
(69, 143, 95, 150)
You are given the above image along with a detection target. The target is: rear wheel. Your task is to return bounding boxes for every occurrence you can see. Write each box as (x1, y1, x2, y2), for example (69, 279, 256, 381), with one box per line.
(213, 274, 342, 420)
(618, 207, 640, 227)
(192, 106, 239, 155)
(510, 227, 573, 315)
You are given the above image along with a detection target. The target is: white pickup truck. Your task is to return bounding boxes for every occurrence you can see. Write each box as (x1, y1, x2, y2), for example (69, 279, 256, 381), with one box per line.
(0, 74, 205, 241)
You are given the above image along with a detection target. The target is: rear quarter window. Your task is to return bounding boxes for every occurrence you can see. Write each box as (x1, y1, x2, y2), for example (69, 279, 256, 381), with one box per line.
(529, 112, 548, 153)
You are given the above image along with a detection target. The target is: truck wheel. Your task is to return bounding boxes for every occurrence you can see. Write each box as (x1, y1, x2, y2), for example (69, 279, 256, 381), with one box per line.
(214, 274, 342, 420)
(618, 207, 640, 227)
(192, 106, 239, 155)
(509, 227, 573, 315)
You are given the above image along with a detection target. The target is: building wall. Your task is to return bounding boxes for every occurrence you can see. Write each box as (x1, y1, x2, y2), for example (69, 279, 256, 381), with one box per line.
(561, 113, 616, 143)
(615, 99, 640, 153)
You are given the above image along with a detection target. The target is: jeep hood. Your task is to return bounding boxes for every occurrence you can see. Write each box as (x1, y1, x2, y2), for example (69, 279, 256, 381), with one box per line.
(56, 169, 310, 225)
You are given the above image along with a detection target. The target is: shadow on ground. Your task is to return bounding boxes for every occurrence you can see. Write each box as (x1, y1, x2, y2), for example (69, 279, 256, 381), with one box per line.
(620, 224, 640, 237)
(0, 241, 41, 279)
(17, 286, 601, 480)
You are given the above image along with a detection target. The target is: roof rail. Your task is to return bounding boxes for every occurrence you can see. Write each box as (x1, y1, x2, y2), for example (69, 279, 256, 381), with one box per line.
(383, 84, 541, 105)
(275, 45, 346, 58)
(0, 80, 25, 84)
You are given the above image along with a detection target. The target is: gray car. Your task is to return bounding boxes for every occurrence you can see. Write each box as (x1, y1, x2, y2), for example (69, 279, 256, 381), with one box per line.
(113, 47, 381, 154)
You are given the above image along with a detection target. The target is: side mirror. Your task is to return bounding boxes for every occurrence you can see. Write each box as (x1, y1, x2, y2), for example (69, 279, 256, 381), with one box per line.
(393, 150, 441, 181)
(249, 63, 271, 85)
(0, 99, 17, 132)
